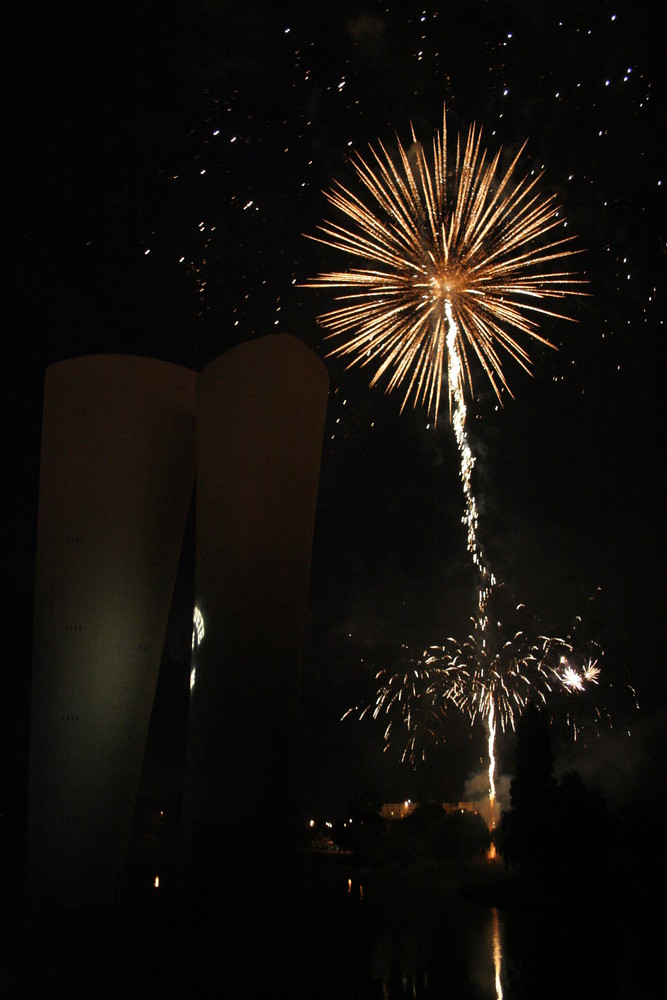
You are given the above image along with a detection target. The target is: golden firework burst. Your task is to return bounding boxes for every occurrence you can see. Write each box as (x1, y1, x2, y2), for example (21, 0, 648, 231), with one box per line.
(307, 106, 587, 423)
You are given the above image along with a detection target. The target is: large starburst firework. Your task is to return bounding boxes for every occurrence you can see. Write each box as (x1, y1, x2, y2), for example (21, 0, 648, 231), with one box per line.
(307, 105, 586, 424)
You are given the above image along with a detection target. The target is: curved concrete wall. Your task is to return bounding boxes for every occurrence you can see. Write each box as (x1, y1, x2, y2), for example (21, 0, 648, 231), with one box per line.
(28, 355, 197, 909)
(183, 334, 329, 896)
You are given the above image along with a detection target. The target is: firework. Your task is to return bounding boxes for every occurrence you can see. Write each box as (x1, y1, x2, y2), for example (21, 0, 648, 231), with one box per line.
(308, 104, 586, 693)
(346, 599, 609, 777)
(342, 648, 466, 766)
(315, 107, 589, 811)
(307, 104, 586, 424)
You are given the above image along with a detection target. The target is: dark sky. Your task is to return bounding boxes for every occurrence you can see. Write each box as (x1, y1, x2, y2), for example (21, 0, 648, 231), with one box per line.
(4, 1, 666, 829)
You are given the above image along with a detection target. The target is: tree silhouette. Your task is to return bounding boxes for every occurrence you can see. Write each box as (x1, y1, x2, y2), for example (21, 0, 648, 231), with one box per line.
(551, 770, 611, 884)
(500, 703, 556, 871)
(500, 703, 611, 893)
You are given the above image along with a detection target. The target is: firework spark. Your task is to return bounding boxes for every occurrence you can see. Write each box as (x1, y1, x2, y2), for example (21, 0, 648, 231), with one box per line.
(342, 650, 466, 765)
(307, 104, 586, 424)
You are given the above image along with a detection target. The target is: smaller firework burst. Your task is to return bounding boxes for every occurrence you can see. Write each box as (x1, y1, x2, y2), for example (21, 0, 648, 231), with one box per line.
(346, 597, 610, 768)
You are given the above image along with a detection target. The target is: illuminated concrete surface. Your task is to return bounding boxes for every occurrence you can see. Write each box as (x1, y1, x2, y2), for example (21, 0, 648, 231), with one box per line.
(28, 356, 197, 909)
(183, 334, 329, 897)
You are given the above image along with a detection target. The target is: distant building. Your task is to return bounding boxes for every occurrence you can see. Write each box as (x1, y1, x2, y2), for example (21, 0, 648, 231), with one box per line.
(380, 800, 477, 820)
(380, 801, 418, 820)
(442, 801, 478, 815)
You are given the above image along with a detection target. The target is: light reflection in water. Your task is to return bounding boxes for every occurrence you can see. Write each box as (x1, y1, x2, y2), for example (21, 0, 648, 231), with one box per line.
(307, 869, 510, 997)
(348, 875, 364, 901)
(371, 927, 425, 999)
(298, 860, 633, 998)
(492, 906, 503, 1000)
(469, 902, 505, 998)
(365, 890, 506, 997)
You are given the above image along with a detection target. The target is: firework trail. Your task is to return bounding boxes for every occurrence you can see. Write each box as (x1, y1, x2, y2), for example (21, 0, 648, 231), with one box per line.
(308, 106, 586, 810)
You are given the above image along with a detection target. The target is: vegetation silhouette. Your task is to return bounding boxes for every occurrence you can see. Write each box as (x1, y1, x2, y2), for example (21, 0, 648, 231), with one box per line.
(499, 703, 612, 893)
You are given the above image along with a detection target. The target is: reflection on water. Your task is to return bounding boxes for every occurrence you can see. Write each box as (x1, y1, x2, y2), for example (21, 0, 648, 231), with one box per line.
(467, 904, 504, 999)
(9, 856, 656, 998)
(347, 876, 364, 900)
(371, 925, 428, 999)
(492, 908, 503, 1000)
(296, 859, 650, 999)
(367, 905, 507, 999)
(464, 902, 505, 999)
(304, 865, 510, 999)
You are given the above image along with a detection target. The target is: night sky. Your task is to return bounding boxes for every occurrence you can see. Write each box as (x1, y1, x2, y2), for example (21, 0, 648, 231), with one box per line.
(4, 1, 666, 837)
